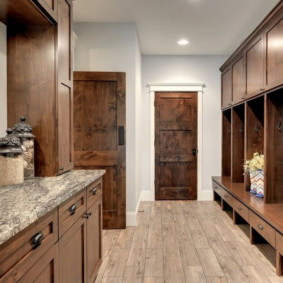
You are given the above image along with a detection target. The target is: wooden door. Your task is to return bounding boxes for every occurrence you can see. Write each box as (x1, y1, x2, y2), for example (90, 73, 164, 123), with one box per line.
(86, 198, 102, 282)
(57, 0, 73, 175)
(246, 36, 264, 97)
(19, 244, 59, 283)
(74, 72, 126, 229)
(222, 69, 232, 108)
(59, 217, 86, 283)
(155, 92, 197, 200)
(232, 56, 246, 104)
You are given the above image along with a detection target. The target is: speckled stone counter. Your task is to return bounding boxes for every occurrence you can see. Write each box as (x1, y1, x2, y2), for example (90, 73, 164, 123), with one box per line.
(0, 169, 105, 246)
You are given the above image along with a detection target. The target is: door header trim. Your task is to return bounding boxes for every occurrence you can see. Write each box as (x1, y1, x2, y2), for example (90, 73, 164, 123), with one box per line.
(146, 82, 206, 93)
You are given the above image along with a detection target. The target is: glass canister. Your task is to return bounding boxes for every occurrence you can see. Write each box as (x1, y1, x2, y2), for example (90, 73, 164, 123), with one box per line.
(13, 117, 36, 179)
(0, 129, 24, 186)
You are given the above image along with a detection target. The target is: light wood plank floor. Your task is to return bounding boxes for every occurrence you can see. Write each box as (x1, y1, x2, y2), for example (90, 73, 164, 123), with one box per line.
(96, 201, 283, 283)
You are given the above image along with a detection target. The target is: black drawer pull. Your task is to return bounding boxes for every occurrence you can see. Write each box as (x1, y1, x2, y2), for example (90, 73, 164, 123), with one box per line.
(31, 232, 44, 249)
(83, 212, 92, 219)
(258, 224, 263, 230)
(238, 206, 242, 211)
(92, 187, 98, 195)
(69, 204, 77, 215)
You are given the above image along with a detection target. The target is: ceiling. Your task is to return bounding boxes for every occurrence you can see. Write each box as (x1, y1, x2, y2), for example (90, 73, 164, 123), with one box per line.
(73, 0, 280, 56)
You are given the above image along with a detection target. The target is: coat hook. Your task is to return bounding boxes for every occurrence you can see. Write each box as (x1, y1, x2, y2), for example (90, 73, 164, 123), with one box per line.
(277, 120, 282, 131)
(254, 124, 260, 133)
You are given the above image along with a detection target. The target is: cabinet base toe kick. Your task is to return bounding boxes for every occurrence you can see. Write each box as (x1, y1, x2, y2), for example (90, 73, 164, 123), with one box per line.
(212, 180, 283, 277)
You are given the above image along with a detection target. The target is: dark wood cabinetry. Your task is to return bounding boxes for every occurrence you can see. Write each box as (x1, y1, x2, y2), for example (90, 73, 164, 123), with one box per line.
(217, 1, 283, 278)
(0, 178, 103, 283)
(246, 36, 264, 97)
(2, 0, 74, 177)
(232, 56, 246, 103)
(59, 217, 87, 283)
(221, 69, 232, 108)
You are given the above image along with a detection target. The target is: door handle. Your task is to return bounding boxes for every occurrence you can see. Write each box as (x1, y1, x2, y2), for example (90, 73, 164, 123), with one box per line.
(192, 148, 197, 155)
(119, 126, 125, 145)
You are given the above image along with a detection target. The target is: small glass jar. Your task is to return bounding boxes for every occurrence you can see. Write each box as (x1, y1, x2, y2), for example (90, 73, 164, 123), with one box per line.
(13, 117, 36, 179)
(0, 129, 24, 186)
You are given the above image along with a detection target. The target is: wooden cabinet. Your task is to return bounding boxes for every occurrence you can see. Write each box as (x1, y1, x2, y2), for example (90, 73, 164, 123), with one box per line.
(4, 0, 74, 177)
(32, 0, 58, 23)
(221, 69, 232, 108)
(246, 36, 264, 97)
(19, 244, 59, 283)
(58, 0, 74, 174)
(265, 14, 283, 90)
(86, 198, 103, 282)
(232, 56, 246, 104)
(59, 217, 87, 283)
(0, 210, 58, 282)
(0, 178, 103, 283)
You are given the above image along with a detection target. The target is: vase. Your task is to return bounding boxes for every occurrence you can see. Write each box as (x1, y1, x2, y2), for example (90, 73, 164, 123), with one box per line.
(250, 170, 264, 197)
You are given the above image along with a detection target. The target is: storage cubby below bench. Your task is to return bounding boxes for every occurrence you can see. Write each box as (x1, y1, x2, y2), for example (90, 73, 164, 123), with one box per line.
(212, 176, 283, 276)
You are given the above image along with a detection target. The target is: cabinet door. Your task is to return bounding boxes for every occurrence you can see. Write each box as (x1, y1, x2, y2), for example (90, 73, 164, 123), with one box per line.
(18, 244, 59, 283)
(59, 217, 86, 283)
(86, 198, 103, 282)
(232, 56, 246, 104)
(266, 15, 283, 89)
(57, 0, 74, 174)
(246, 36, 264, 97)
(222, 69, 232, 109)
(32, 0, 58, 23)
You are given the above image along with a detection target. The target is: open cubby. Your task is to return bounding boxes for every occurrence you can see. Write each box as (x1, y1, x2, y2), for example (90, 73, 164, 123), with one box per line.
(265, 89, 283, 203)
(232, 104, 245, 183)
(222, 109, 231, 177)
(245, 96, 265, 191)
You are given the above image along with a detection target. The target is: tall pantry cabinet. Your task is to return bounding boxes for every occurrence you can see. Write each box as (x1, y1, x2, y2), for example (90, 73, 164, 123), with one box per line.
(2, 0, 74, 177)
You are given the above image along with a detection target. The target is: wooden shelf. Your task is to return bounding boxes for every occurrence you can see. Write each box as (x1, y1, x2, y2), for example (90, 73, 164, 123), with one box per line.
(266, 89, 283, 203)
(212, 176, 283, 235)
(232, 104, 245, 183)
(222, 109, 231, 176)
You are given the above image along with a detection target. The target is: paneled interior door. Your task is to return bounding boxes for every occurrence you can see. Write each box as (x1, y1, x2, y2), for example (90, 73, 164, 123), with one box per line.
(74, 72, 126, 229)
(155, 92, 197, 200)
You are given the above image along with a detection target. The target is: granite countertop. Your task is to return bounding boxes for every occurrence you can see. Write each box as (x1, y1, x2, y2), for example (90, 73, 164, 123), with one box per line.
(0, 169, 105, 246)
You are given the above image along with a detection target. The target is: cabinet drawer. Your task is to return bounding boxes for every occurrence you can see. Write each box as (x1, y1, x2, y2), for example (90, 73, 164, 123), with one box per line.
(233, 198, 249, 222)
(59, 190, 86, 237)
(87, 178, 103, 209)
(249, 211, 276, 248)
(0, 209, 58, 282)
(276, 232, 283, 254)
(222, 191, 234, 207)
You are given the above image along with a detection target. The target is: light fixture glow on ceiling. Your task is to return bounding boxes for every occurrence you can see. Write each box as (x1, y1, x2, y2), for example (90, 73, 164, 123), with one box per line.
(178, 39, 189, 46)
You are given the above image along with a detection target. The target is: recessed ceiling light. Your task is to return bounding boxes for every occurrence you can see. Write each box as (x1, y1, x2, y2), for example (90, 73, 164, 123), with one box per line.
(178, 39, 189, 46)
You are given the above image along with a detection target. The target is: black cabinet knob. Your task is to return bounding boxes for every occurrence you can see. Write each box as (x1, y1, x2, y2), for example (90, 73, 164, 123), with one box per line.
(31, 232, 44, 249)
(69, 204, 77, 215)
(192, 148, 197, 155)
(92, 187, 97, 195)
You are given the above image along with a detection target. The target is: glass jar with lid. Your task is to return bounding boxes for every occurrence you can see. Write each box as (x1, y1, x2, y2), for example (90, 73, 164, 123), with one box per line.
(0, 129, 24, 186)
(13, 117, 36, 178)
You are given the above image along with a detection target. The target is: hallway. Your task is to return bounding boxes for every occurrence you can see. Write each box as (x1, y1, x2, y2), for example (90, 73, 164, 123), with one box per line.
(96, 201, 281, 282)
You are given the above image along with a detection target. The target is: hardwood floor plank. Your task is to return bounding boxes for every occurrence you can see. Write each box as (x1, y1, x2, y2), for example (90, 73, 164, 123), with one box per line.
(99, 201, 281, 283)
(144, 248, 164, 277)
(197, 248, 224, 277)
(183, 266, 206, 283)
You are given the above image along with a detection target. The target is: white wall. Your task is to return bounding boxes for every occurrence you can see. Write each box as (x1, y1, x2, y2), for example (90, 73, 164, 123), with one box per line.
(141, 55, 228, 200)
(74, 23, 142, 223)
(0, 23, 7, 137)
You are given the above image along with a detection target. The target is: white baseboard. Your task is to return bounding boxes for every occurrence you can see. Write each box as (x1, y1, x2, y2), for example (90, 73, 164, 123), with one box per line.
(126, 191, 143, 227)
(141, 190, 154, 201)
(198, 190, 213, 201)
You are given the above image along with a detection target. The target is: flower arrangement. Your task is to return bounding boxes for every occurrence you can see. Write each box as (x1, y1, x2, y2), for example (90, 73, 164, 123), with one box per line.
(243, 152, 264, 173)
(243, 153, 264, 198)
